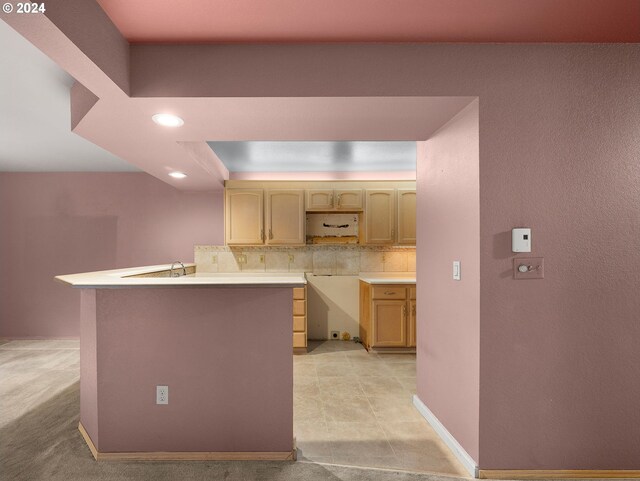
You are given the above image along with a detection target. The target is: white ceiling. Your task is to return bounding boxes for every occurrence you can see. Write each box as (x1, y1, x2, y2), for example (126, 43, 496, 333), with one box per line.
(0, 20, 138, 172)
(208, 141, 416, 172)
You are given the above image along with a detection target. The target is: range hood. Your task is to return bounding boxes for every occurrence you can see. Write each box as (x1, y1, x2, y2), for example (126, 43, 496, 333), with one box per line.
(306, 213, 359, 244)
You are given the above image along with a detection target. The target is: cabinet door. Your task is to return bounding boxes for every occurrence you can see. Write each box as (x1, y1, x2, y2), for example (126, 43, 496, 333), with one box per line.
(335, 189, 363, 210)
(306, 189, 334, 211)
(266, 190, 305, 245)
(365, 189, 396, 244)
(225, 189, 264, 245)
(397, 189, 416, 245)
(372, 300, 407, 347)
(408, 300, 416, 348)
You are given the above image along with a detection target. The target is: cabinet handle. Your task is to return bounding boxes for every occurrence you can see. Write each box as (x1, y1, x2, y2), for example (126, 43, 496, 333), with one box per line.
(384, 291, 396, 295)
(402, 305, 406, 319)
(337, 193, 342, 206)
(269, 229, 273, 240)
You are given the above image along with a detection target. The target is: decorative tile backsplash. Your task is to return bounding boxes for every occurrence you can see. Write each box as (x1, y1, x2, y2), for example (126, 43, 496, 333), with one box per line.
(194, 245, 416, 275)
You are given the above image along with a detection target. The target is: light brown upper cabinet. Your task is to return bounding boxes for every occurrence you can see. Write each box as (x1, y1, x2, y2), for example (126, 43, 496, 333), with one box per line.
(365, 189, 396, 244)
(265, 190, 305, 245)
(397, 189, 417, 245)
(226, 188, 305, 246)
(306, 189, 363, 211)
(225, 189, 264, 245)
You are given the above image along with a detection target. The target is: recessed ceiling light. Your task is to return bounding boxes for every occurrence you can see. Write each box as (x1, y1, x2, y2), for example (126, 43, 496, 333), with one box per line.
(152, 113, 184, 127)
(168, 172, 187, 179)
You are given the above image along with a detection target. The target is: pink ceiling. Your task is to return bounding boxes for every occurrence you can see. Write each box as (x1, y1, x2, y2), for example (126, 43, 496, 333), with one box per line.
(95, 0, 640, 44)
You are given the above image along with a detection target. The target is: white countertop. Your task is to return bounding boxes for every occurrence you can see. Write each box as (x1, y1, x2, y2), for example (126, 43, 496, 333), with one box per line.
(55, 264, 306, 288)
(358, 272, 416, 284)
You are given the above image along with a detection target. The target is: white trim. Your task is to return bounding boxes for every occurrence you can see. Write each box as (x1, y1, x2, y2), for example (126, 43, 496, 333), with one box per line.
(413, 394, 479, 478)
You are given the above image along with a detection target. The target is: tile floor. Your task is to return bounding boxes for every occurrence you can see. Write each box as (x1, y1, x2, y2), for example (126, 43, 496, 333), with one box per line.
(294, 340, 469, 477)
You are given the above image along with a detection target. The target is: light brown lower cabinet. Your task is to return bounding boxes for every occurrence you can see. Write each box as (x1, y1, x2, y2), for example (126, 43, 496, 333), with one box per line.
(293, 286, 307, 349)
(359, 281, 416, 350)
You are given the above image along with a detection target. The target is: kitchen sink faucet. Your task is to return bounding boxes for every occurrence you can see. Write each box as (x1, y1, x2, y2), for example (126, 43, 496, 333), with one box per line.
(170, 261, 186, 277)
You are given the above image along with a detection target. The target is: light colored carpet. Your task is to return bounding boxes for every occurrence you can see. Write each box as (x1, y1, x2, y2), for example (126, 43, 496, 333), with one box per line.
(0, 341, 468, 481)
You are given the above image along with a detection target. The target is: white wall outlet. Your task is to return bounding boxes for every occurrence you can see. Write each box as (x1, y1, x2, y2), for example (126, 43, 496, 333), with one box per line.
(156, 385, 168, 405)
(211, 255, 217, 264)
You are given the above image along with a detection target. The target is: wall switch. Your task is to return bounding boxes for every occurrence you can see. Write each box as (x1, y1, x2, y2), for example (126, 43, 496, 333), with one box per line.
(237, 254, 247, 264)
(156, 385, 168, 405)
(453, 261, 461, 281)
(211, 255, 217, 264)
(288, 254, 294, 263)
(259, 254, 265, 264)
(513, 257, 544, 280)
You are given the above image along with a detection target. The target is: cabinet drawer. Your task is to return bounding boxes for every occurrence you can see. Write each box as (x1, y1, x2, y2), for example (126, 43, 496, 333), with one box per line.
(409, 286, 416, 300)
(293, 287, 306, 300)
(293, 316, 306, 332)
(372, 286, 406, 300)
(293, 332, 307, 348)
(293, 299, 306, 316)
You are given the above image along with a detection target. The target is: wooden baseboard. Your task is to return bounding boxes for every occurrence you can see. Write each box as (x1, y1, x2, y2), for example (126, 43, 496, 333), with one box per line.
(78, 423, 296, 462)
(479, 470, 640, 479)
(78, 422, 98, 460)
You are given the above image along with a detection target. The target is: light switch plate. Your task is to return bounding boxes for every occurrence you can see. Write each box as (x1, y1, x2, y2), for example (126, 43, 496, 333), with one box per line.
(513, 257, 544, 280)
(453, 261, 461, 281)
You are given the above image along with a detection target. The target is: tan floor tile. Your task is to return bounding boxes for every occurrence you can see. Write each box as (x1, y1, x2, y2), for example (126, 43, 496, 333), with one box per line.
(367, 395, 424, 422)
(294, 421, 333, 458)
(358, 376, 406, 397)
(315, 361, 354, 377)
(294, 380, 321, 398)
(292, 340, 465, 476)
(378, 352, 416, 362)
(321, 396, 376, 423)
(384, 361, 416, 377)
(397, 377, 417, 393)
(379, 420, 441, 443)
(293, 363, 318, 378)
(294, 396, 325, 423)
(348, 361, 393, 377)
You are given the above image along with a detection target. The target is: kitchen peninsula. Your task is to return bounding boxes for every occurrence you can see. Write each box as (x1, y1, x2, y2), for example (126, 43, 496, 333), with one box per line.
(56, 264, 305, 461)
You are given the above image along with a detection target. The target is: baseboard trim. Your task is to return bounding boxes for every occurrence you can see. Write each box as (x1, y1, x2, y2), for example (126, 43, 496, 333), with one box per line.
(479, 470, 640, 479)
(78, 423, 296, 461)
(412, 395, 478, 478)
(78, 422, 98, 460)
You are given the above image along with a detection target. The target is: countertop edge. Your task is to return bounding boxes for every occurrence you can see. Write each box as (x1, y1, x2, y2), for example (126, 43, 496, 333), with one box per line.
(55, 263, 306, 288)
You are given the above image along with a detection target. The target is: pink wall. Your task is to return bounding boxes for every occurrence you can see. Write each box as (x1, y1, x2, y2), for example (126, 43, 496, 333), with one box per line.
(416, 100, 480, 462)
(81, 286, 293, 453)
(0, 173, 223, 339)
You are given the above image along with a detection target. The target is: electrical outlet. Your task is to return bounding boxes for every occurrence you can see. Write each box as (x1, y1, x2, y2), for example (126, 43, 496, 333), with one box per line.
(211, 255, 217, 264)
(330, 331, 340, 340)
(237, 254, 247, 264)
(156, 385, 168, 405)
(259, 254, 265, 264)
(288, 254, 294, 263)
